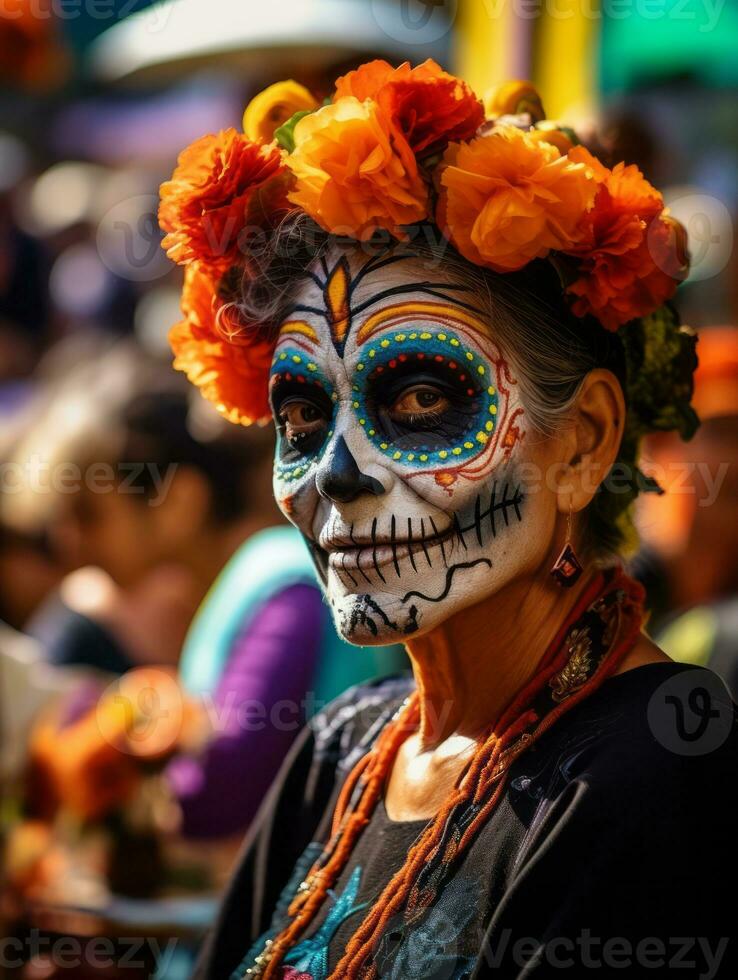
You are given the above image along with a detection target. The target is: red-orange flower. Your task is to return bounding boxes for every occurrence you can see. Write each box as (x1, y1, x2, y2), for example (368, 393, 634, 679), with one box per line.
(159, 129, 290, 278)
(437, 125, 597, 272)
(564, 146, 688, 330)
(286, 96, 429, 240)
(169, 266, 274, 425)
(334, 58, 483, 156)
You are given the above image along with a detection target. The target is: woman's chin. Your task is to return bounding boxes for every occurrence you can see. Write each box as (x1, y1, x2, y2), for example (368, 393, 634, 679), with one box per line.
(328, 589, 424, 646)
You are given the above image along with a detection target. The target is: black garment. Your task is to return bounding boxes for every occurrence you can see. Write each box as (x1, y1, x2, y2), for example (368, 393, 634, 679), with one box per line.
(195, 664, 738, 979)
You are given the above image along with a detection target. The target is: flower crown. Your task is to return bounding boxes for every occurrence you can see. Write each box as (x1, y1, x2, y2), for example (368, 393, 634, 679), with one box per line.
(159, 59, 689, 426)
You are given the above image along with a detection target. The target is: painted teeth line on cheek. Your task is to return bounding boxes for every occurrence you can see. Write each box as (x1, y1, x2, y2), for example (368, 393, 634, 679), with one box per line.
(331, 479, 525, 591)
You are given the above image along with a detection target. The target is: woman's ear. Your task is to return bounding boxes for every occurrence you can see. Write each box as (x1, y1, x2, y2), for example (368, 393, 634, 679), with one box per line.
(555, 368, 626, 517)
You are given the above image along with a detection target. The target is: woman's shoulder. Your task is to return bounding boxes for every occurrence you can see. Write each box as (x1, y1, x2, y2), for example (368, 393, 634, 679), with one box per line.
(506, 661, 738, 940)
(538, 660, 738, 808)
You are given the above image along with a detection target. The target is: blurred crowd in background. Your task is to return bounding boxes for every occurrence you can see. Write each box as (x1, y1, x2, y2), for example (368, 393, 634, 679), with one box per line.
(0, 1, 737, 977)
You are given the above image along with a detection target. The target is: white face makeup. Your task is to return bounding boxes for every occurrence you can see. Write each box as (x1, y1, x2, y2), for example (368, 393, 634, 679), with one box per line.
(269, 246, 547, 645)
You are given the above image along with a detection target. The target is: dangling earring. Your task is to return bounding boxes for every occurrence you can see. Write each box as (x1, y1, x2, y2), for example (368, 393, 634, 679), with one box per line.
(550, 506, 583, 588)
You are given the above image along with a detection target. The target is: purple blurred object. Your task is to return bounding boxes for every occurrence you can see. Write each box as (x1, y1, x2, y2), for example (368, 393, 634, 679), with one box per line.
(166, 583, 324, 840)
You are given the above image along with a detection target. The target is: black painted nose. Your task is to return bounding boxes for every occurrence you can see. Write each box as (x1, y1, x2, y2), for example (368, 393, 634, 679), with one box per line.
(315, 435, 385, 503)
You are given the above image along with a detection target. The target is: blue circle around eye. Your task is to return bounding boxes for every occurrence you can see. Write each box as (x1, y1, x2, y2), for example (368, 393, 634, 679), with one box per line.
(270, 348, 335, 482)
(351, 331, 498, 467)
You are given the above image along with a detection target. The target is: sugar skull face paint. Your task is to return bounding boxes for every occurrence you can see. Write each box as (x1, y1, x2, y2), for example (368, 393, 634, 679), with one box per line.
(270, 245, 548, 644)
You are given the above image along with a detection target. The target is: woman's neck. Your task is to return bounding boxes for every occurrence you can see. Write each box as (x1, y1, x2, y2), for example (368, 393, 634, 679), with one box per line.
(404, 568, 599, 747)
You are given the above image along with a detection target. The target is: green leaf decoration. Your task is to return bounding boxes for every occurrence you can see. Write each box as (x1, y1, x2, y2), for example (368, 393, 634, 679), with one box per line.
(533, 122, 580, 147)
(621, 305, 700, 442)
(558, 126, 580, 146)
(275, 110, 314, 152)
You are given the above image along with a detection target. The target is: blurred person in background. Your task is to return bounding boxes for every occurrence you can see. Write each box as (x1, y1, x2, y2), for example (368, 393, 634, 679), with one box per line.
(1, 399, 65, 632)
(2, 343, 208, 673)
(36, 383, 277, 674)
(0, 525, 63, 634)
(637, 327, 738, 695)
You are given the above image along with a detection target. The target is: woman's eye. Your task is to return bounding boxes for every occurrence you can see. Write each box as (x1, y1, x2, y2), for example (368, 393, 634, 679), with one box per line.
(279, 400, 327, 446)
(388, 385, 450, 423)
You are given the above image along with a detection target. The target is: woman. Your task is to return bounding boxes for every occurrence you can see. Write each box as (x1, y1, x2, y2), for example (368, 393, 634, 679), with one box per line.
(159, 63, 737, 979)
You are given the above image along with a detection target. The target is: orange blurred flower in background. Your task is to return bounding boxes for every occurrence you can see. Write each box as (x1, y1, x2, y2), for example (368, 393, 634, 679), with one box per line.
(334, 58, 483, 157)
(437, 125, 597, 272)
(169, 266, 274, 425)
(287, 96, 429, 240)
(159, 129, 290, 278)
(29, 707, 141, 823)
(483, 80, 546, 122)
(564, 146, 687, 330)
(0, 0, 69, 89)
(243, 79, 319, 144)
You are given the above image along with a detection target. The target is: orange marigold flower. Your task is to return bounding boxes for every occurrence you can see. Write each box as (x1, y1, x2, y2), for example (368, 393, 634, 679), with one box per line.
(333, 59, 396, 101)
(437, 125, 597, 272)
(564, 146, 688, 330)
(335, 58, 483, 156)
(286, 96, 429, 241)
(169, 266, 274, 425)
(159, 129, 290, 278)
